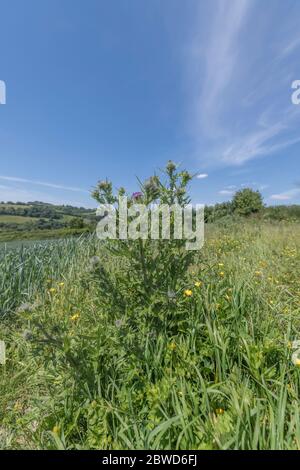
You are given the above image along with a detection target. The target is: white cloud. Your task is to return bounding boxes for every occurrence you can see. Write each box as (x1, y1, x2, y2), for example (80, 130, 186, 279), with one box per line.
(186, 1, 300, 167)
(270, 189, 300, 201)
(196, 173, 208, 179)
(0, 184, 94, 207)
(279, 37, 300, 58)
(197, 0, 251, 136)
(221, 114, 300, 165)
(0, 186, 65, 205)
(219, 189, 234, 195)
(0, 176, 95, 207)
(0, 175, 88, 193)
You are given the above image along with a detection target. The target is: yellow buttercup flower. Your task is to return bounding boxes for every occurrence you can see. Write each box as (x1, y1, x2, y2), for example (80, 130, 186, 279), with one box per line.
(215, 408, 225, 415)
(48, 288, 56, 294)
(219, 272, 225, 277)
(194, 281, 202, 287)
(184, 289, 193, 297)
(58, 282, 65, 287)
(168, 342, 177, 351)
(13, 401, 23, 412)
(52, 425, 60, 435)
(218, 263, 224, 267)
(70, 313, 80, 322)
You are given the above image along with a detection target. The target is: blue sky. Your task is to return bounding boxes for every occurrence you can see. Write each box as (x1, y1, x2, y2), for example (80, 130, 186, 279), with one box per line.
(0, 0, 300, 207)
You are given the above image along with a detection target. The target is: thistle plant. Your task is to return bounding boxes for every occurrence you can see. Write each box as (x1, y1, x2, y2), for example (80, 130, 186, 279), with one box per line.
(2, 204, 300, 450)
(90, 161, 196, 333)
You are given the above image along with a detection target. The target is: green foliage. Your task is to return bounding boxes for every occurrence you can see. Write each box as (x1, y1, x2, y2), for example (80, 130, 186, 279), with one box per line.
(0, 202, 97, 241)
(0, 235, 95, 317)
(68, 217, 85, 229)
(232, 188, 264, 216)
(1, 165, 300, 450)
(0, 226, 90, 243)
(264, 205, 300, 222)
(1, 221, 300, 449)
(205, 202, 233, 222)
(90, 161, 195, 324)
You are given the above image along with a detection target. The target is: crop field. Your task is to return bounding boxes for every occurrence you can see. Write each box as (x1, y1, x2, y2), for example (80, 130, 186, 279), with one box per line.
(0, 221, 300, 450)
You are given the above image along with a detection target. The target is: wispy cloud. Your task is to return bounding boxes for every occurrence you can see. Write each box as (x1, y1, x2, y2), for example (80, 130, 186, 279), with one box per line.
(270, 188, 300, 201)
(0, 184, 94, 207)
(196, 173, 208, 179)
(0, 176, 88, 193)
(219, 189, 234, 196)
(218, 182, 268, 197)
(0, 175, 93, 206)
(187, 0, 300, 167)
(279, 37, 300, 59)
(194, 0, 251, 137)
(221, 119, 300, 165)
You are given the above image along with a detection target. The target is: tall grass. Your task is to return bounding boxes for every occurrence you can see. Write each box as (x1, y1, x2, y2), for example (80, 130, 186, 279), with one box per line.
(0, 235, 98, 318)
(0, 222, 300, 449)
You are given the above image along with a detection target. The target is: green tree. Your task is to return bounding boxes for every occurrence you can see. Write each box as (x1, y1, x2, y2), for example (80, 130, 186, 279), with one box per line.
(69, 217, 84, 229)
(232, 188, 264, 216)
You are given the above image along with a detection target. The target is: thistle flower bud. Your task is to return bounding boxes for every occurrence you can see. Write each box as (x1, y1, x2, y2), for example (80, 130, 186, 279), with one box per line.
(166, 160, 176, 174)
(132, 192, 143, 200)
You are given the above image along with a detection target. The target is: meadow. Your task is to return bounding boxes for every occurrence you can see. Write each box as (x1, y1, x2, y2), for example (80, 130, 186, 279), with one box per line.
(0, 219, 300, 450)
(0, 201, 96, 243)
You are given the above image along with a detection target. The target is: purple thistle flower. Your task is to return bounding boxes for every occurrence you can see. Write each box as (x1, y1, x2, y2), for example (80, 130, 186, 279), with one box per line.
(132, 191, 143, 200)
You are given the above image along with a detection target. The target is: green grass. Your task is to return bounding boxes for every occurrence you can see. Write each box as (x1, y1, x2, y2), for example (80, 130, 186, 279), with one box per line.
(0, 227, 91, 243)
(0, 204, 33, 210)
(0, 215, 37, 223)
(0, 222, 300, 449)
(0, 202, 97, 243)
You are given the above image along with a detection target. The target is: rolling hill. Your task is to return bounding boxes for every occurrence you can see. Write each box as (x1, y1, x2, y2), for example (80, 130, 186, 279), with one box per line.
(0, 201, 97, 242)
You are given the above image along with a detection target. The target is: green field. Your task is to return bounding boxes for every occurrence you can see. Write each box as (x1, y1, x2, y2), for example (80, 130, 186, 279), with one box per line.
(0, 215, 37, 223)
(1, 221, 300, 449)
(0, 227, 91, 243)
(1, 164, 300, 450)
(0, 204, 34, 210)
(0, 202, 97, 242)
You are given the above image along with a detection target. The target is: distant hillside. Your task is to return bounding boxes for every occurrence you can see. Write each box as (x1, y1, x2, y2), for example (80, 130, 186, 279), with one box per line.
(2, 199, 300, 243)
(0, 201, 97, 242)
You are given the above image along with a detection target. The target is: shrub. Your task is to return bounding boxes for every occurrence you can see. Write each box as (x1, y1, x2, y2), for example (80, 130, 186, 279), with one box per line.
(232, 188, 264, 216)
